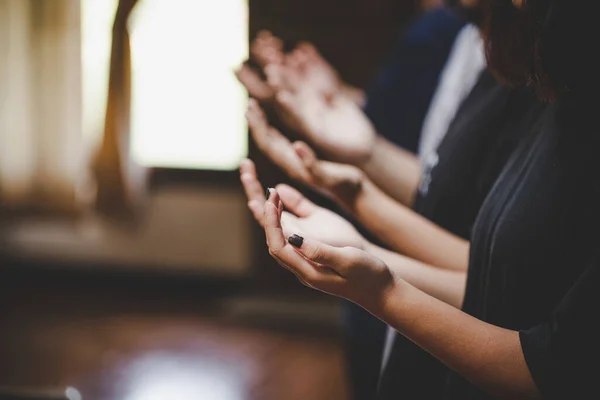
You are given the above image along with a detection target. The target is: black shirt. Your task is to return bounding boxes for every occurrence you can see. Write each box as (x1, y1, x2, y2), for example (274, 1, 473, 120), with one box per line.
(444, 99, 600, 399)
(379, 72, 546, 399)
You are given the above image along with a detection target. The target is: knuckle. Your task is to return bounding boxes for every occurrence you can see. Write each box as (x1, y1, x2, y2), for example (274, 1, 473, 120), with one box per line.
(268, 247, 281, 258)
(305, 246, 324, 264)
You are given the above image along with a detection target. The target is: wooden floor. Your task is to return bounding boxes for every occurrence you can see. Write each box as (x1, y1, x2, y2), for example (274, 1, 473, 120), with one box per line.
(0, 271, 349, 400)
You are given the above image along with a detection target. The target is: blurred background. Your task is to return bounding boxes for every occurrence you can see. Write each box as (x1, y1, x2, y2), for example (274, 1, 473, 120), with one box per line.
(0, 0, 423, 398)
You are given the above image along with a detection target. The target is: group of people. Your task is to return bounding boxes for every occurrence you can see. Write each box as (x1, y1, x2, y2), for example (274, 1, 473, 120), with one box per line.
(235, 0, 599, 399)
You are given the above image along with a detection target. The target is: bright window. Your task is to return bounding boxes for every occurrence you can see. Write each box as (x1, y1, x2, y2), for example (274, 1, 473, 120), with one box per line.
(82, 0, 249, 170)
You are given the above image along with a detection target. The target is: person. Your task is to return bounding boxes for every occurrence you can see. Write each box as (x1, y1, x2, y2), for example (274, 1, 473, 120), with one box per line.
(242, 70, 543, 399)
(237, 4, 473, 398)
(239, 1, 522, 396)
(256, 0, 600, 398)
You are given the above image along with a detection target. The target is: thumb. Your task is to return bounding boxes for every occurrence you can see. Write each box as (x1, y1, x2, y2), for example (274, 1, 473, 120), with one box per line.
(294, 141, 363, 200)
(287, 234, 366, 277)
(275, 184, 317, 218)
(235, 64, 274, 102)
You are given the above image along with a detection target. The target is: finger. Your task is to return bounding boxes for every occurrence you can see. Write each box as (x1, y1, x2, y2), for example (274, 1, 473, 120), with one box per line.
(247, 101, 311, 183)
(263, 48, 285, 66)
(264, 194, 342, 284)
(235, 64, 274, 102)
(247, 98, 284, 152)
(280, 61, 304, 92)
(280, 211, 300, 238)
(239, 158, 266, 204)
(256, 30, 283, 51)
(256, 30, 272, 40)
(278, 198, 283, 219)
(286, 234, 367, 277)
(251, 32, 284, 67)
(293, 141, 318, 168)
(290, 47, 311, 73)
(264, 189, 284, 250)
(294, 142, 362, 194)
(264, 64, 286, 92)
(296, 41, 318, 57)
(247, 199, 265, 226)
(246, 98, 275, 148)
(275, 183, 317, 218)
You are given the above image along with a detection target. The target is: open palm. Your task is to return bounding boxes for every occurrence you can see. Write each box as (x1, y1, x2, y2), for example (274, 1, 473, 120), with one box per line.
(277, 90, 376, 164)
(239, 159, 365, 250)
(280, 195, 365, 250)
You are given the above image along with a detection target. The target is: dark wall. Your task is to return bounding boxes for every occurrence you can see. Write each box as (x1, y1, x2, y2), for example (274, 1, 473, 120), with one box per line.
(250, 0, 418, 87)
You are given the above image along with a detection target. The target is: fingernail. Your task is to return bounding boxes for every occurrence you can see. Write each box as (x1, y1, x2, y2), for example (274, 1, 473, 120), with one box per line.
(266, 187, 274, 199)
(288, 234, 304, 248)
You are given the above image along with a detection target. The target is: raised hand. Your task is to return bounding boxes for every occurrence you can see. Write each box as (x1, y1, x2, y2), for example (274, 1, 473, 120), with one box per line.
(235, 30, 282, 102)
(262, 188, 396, 309)
(239, 159, 366, 250)
(246, 100, 365, 207)
(265, 64, 377, 165)
(285, 42, 342, 99)
(235, 64, 274, 102)
(235, 31, 284, 102)
(250, 30, 284, 68)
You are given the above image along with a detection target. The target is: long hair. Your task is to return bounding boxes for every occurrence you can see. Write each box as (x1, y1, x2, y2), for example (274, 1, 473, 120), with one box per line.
(482, 0, 597, 102)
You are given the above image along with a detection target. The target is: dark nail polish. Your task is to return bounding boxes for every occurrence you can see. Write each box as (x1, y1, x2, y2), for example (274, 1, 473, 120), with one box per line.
(266, 187, 274, 199)
(288, 234, 304, 248)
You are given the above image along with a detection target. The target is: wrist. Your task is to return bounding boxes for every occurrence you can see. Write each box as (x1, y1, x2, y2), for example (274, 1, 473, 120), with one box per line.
(371, 275, 411, 322)
(356, 134, 384, 171)
(330, 168, 368, 211)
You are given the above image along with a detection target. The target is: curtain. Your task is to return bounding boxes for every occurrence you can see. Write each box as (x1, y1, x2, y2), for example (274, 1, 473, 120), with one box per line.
(91, 0, 148, 218)
(0, 0, 82, 213)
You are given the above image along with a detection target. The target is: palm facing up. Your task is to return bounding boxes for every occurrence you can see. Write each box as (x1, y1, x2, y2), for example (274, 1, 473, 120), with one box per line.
(277, 89, 377, 165)
(287, 42, 342, 99)
(280, 190, 365, 250)
(239, 159, 365, 250)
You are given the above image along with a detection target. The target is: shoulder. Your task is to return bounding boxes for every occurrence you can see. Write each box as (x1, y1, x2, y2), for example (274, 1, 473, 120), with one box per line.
(400, 7, 467, 48)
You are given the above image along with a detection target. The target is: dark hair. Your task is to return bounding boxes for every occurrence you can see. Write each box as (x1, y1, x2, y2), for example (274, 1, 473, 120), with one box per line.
(482, 0, 597, 101)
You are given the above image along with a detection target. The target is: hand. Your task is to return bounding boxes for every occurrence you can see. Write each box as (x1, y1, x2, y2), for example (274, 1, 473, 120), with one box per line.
(235, 64, 274, 102)
(246, 100, 365, 208)
(285, 42, 342, 99)
(265, 64, 377, 165)
(235, 31, 284, 102)
(262, 188, 396, 310)
(250, 30, 284, 68)
(239, 160, 366, 250)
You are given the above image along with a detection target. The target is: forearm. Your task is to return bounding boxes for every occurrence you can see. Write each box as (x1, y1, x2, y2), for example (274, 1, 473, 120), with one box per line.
(359, 135, 422, 206)
(369, 280, 541, 399)
(347, 178, 469, 271)
(366, 243, 466, 308)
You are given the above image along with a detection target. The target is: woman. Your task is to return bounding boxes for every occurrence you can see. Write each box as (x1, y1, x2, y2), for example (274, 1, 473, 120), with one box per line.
(239, 5, 478, 398)
(242, 5, 542, 399)
(259, 0, 600, 398)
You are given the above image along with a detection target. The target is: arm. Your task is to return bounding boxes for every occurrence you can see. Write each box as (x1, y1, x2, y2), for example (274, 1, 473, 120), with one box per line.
(351, 178, 469, 271)
(245, 103, 468, 270)
(240, 161, 466, 307)
(261, 195, 541, 399)
(365, 242, 467, 308)
(359, 135, 422, 206)
(375, 279, 540, 399)
(296, 143, 469, 271)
